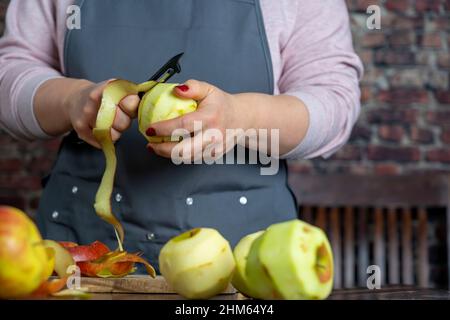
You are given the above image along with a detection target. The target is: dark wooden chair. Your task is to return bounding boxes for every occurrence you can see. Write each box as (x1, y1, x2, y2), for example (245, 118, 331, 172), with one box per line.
(288, 173, 450, 289)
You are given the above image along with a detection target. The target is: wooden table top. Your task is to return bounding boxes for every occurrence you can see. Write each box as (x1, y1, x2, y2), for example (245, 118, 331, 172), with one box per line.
(33, 276, 450, 300)
(43, 286, 450, 300)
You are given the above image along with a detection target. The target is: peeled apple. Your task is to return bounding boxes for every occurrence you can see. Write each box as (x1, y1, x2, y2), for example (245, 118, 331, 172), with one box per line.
(159, 228, 235, 299)
(245, 234, 282, 299)
(138, 83, 197, 143)
(94, 80, 197, 250)
(231, 230, 264, 297)
(246, 220, 334, 300)
(0, 206, 54, 299)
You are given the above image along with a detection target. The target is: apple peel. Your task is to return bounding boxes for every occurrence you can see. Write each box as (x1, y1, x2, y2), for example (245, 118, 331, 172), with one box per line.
(60, 241, 156, 278)
(61, 240, 110, 262)
(30, 276, 69, 298)
(94, 80, 158, 251)
(94, 80, 198, 251)
(42, 240, 76, 278)
(78, 251, 156, 278)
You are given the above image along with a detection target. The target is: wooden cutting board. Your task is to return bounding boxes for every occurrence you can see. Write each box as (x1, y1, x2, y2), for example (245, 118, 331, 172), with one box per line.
(80, 275, 236, 294)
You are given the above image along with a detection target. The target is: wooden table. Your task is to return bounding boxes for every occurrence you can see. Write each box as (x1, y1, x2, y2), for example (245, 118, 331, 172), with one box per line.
(44, 276, 450, 299)
(57, 287, 450, 300)
(328, 286, 450, 300)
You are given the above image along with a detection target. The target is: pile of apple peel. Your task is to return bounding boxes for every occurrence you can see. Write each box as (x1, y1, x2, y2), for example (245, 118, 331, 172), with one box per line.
(94, 81, 197, 250)
(60, 241, 156, 278)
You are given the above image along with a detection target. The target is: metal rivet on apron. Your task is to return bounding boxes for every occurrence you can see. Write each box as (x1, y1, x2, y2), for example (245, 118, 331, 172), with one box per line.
(115, 193, 123, 202)
(51, 211, 59, 219)
(239, 196, 248, 205)
(146, 233, 155, 241)
(72, 186, 78, 194)
(186, 197, 194, 206)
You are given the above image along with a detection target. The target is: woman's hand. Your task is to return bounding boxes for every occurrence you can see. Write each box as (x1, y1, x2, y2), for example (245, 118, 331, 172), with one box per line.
(35, 78, 140, 148)
(146, 79, 310, 161)
(146, 80, 242, 161)
(64, 79, 140, 148)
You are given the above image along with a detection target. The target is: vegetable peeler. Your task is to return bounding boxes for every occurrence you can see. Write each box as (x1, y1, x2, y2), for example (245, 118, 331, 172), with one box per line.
(138, 52, 184, 98)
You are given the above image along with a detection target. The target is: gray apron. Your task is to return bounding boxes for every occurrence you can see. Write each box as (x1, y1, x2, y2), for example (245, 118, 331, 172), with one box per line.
(37, 0, 297, 271)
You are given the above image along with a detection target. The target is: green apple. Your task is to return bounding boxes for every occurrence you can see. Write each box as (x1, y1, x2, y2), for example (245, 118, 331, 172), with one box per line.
(257, 220, 334, 300)
(159, 228, 235, 299)
(245, 233, 282, 299)
(231, 231, 264, 297)
(138, 83, 197, 143)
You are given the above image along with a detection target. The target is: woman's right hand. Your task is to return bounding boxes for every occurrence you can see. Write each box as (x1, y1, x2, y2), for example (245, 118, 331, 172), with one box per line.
(63, 79, 140, 148)
(35, 78, 140, 148)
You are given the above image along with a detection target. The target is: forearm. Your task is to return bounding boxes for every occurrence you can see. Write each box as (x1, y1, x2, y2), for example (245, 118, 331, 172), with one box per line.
(233, 93, 309, 156)
(34, 78, 91, 136)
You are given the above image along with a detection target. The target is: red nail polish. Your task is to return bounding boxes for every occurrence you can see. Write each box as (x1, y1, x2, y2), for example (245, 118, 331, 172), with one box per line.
(176, 84, 189, 92)
(146, 128, 156, 136)
(147, 146, 154, 153)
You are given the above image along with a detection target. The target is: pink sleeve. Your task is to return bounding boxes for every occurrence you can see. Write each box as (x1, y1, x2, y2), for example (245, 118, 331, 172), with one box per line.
(0, 0, 64, 141)
(273, 0, 364, 159)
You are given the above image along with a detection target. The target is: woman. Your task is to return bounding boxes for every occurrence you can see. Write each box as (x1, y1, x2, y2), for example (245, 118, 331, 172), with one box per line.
(0, 0, 363, 269)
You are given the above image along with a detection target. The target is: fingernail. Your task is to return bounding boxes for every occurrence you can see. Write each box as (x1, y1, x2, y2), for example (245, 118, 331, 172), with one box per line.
(176, 84, 189, 92)
(147, 145, 154, 153)
(146, 128, 156, 136)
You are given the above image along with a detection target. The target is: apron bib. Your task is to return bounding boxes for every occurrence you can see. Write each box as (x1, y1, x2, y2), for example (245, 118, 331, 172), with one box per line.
(37, 0, 297, 271)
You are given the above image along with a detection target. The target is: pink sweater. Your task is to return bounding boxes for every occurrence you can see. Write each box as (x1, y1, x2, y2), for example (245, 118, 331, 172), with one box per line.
(0, 0, 363, 159)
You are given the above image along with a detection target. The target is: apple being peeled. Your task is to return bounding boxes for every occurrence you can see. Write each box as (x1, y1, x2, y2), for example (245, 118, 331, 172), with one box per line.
(138, 83, 197, 143)
(0, 206, 53, 299)
(248, 220, 334, 300)
(231, 231, 264, 297)
(159, 228, 235, 299)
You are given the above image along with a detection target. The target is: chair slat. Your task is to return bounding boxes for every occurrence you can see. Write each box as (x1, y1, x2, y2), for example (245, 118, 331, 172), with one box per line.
(374, 207, 385, 285)
(417, 207, 429, 288)
(302, 206, 313, 224)
(344, 207, 355, 288)
(315, 207, 327, 230)
(330, 208, 341, 289)
(401, 208, 414, 285)
(387, 207, 399, 284)
(357, 207, 369, 287)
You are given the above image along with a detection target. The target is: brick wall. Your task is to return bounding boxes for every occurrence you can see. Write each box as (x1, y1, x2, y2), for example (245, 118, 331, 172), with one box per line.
(0, 0, 449, 287)
(291, 0, 450, 174)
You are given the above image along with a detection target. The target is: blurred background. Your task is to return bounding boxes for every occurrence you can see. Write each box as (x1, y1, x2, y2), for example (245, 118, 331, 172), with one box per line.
(0, 0, 449, 288)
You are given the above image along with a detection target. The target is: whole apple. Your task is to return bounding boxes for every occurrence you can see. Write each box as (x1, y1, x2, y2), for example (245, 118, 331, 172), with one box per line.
(0, 206, 53, 299)
(159, 228, 235, 299)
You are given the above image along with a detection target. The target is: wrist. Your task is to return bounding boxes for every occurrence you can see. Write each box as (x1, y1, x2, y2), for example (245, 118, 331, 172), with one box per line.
(61, 79, 92, 126)
(230, 93, 255, 131)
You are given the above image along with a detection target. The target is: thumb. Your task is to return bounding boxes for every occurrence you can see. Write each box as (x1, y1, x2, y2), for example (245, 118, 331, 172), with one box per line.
(173, 79, 215, 102)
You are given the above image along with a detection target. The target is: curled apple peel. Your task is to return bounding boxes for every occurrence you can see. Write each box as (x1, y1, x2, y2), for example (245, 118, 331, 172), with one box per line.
(60, 241, 156, 278)
(94, 80, 197, 250)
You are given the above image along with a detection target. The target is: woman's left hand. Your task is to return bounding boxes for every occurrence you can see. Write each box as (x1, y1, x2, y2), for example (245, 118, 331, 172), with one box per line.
(146, 80, 244, 162)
